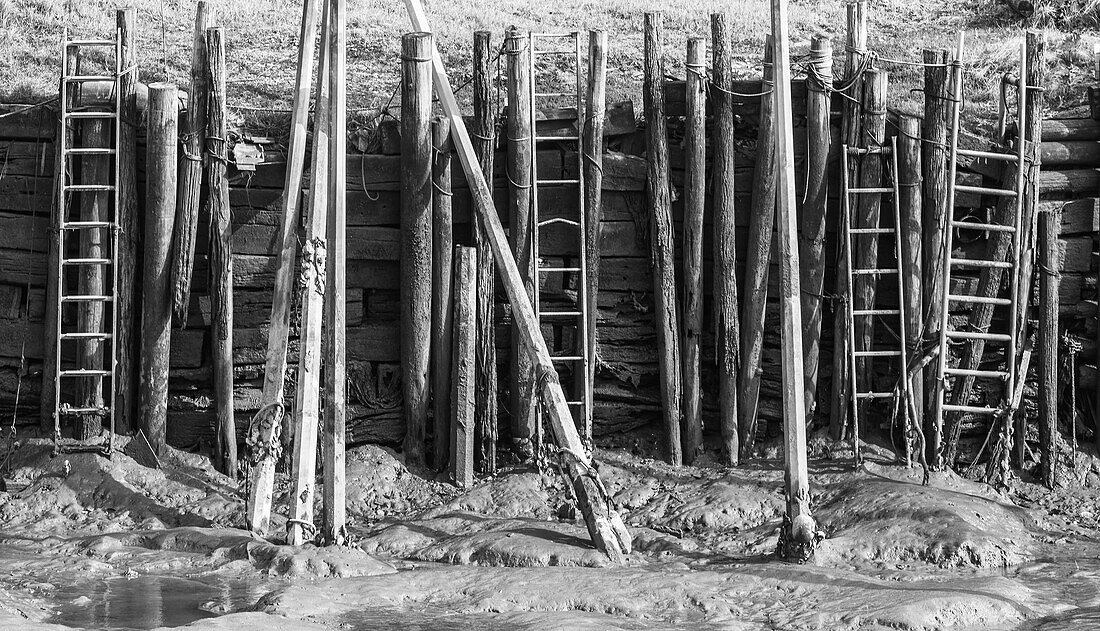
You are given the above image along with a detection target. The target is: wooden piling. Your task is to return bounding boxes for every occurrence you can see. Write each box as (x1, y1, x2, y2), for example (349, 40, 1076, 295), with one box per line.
(711, 13, 741, 465)
(113, 8, 138, 435)
(681, 36, 706, 463)
(451, 246, 477, 489)
(138, 83, 178, 457)
(205, 28, 236, 480)
(897, 114, 923, 461)
(738, 36, 776, 459)
(921, 48, 951, 467)
(472, 30, 497, 474)
(644, 12, 682, 466)
(401, 31, 434, 468)
(431, 116, 454, 470)
(322, 0, 347, 544)
(800, 33, 832, 428)
(170, 0, 210, 323)
(830, 0, 867, 442)
(1039, 205, 1059, 488)
(505, 27, 534, 449)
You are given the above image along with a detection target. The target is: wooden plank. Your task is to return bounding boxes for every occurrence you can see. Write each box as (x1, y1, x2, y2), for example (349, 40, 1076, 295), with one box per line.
(431, 116, 454, 470)
(681, 35, 706, 463)
(451, 246, 476, 488)
(0, 105, 57, 140)
(1040, 140, 1100, 166)
(472, 30, 497, 476)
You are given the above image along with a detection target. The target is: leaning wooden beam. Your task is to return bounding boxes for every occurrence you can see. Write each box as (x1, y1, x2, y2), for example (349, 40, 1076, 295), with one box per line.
(322, 0, 347, 544)
(451, 246, 477, 489)
(431, 116, 455, 470)
(206, 27, 236, 481)
(771, 0, 818, 562)
(711, 12, 741, 466)
(472, 30, 498, 475)
(113, 8, 139, 435)
(286, 22, 331, 546)
(405, 0, 632, 560)
(138, 83, 178, 458)
(644, 12, 683, 467)
(505, 27, 534, 451)
(170, 0, 210, 323)
(898, 113, 923, 464)
(401, 31, 434, 468)
(248, 0, 324, 535)
(681, 36, 706, 464)
(800, 33, 832, 428)
(739, 36, 776, 459)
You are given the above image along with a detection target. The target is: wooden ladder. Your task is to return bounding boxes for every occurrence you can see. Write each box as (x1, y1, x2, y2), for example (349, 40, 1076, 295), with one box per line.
(527, 32, 593, 444)
(52, 28, 128, 456)
(841, 137, 910, 465)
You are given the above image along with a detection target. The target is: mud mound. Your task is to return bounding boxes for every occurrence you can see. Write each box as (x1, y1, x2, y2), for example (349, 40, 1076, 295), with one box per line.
(343, 445, 459, 527)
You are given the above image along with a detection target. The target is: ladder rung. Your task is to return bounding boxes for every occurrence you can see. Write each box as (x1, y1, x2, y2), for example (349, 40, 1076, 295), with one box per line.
(59, 369, 111, 377)
(850, 227, 893, 235)
(63, 258, 112, 265)
(534, 92, 576, 98)
(61, 295, 113, 302)
(540, 311, 583, 317)
(60, 332, 113, 340)
(955, 184, 1017, 198)
(59, 406, 109, 415)
(535, 135, 579, 142)
(949, 258, 1013, 270)
(67, 111, 116, 119)
(943, 403, 1001, 415)
(539, 218, 580, 227)
(66, 148, 117, 155)
(66, 39, 116, 47)
(951, 220, 1016, 233)
(946, 330, 1012, 342)
(536, 178, 581, 185)
(846, 146, 891, 155)
(551, 356, 584, 362)
(957, 148, 1018, 163)
(532, 33, 578, 39)
(533, 49, 575, 55)
(944, 367, 1008, 379)
(852, 268, 900, 275)
(62, 221, 113, 229)
(948, 294, 1012, 306)
(855, 392, 895, 399)
(566, 401, 585, 406)
(848, 187, 894, 194)
(539, 267, 581, 273)
(852, 309, 900, 316)
(65, 184, 116, 192)
(853, 350, 902, 357)
(65, 75, 115, 82)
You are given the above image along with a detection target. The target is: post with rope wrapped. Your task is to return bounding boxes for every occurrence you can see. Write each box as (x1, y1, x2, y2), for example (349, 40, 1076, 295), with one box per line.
(451, 246, 477, 489)
(644, 12, 682, 466)
(472, 30, 498, 475)
(1039, 204, 1059, 488)
(431, 116, 454, 470)
(170, 0, 210, 324)
(505, 27, 534, 454)
(138, 82, 179, 458)
(738, 36, 776, 459)
(206, 27, 236, 480)
(898, 113, 923, 466)
(681, 36, 706, 463)
(800, 33, 832, 429)
(831, 0, 867, 442)
(401, 31, 434, 468)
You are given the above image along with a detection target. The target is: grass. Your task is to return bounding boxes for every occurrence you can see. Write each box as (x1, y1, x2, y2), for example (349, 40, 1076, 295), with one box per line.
(0, 0, 1096, 136)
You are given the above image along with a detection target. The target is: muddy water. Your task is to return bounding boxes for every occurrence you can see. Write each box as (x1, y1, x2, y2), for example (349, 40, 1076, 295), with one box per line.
(1007, 552, 1100, 630)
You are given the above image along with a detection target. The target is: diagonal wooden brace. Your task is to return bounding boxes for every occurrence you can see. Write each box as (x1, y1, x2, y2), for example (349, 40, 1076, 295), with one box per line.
(404, 0, 631, 561)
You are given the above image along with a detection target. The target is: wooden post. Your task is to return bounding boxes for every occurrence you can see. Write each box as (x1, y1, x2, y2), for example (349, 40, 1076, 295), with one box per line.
(113, 8, 138, 435)
(681, 36, 706, 463)
(138, 82, 178, 457)
(286, 15, 331, 546)
(249, 0, 324, 535)
(771, 0, 818, 561)
(206, 28, 236, 481)
(576, 29, 608, 441)
(830, 0, 867, 442)
(401, 31, 434, 468)
(170, 0, 210, 323)
(897, 113, 923, 462)
(472, 30, 497, 475)
(921, 48, 950, 467)
(738, 37, 776, 459)
(852, 68, 888, 433)
(322, 0, 347, 544)
(505, 27, 534, 450)
(405, 0, 631, 560)
(711, 13, 741, 466)
(644, 12, 682, 467)
(800, 33, 832, 428)
(1038, 205, 1059, 488)
(451, 246, 477, 489)
(431, 116, 454, 470)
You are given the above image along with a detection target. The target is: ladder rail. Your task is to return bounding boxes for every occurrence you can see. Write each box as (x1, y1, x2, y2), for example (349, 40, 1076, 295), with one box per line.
(889, 137, 912, 447)
(54, 28, 69, 442)
(841, 145, 860, 463)
(1006, 39, 1027, 404)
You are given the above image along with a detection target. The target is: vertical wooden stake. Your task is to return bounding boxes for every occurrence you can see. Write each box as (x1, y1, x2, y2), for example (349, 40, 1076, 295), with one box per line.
(472, 30, 497, 474)
(770, 0, 817, 561)
(505, 27, 534, 450)
(206, 28, 236, 480)
(711, 13, 741, 465)
(431, 116, 454, 470)
(401, 31, 434, 468)
(800, 33, 832, 428)
(451, 246, 477, 489)
(113, 8, 138, 435)
(897, 113, 923, 463)
(322, 0, 347, 544)
(681, 36, 706, 463)
(738, 37, 776, 458)
(644, 12, 682, 466)
(1038, 205, 1059, 488)
(138, 83, 178, 457)
(171, 0, 210, 323)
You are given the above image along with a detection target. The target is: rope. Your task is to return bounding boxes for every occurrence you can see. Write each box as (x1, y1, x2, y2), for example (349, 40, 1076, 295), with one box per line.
(286, 518, 318, 542)
(1064, 334, 1082, 475)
